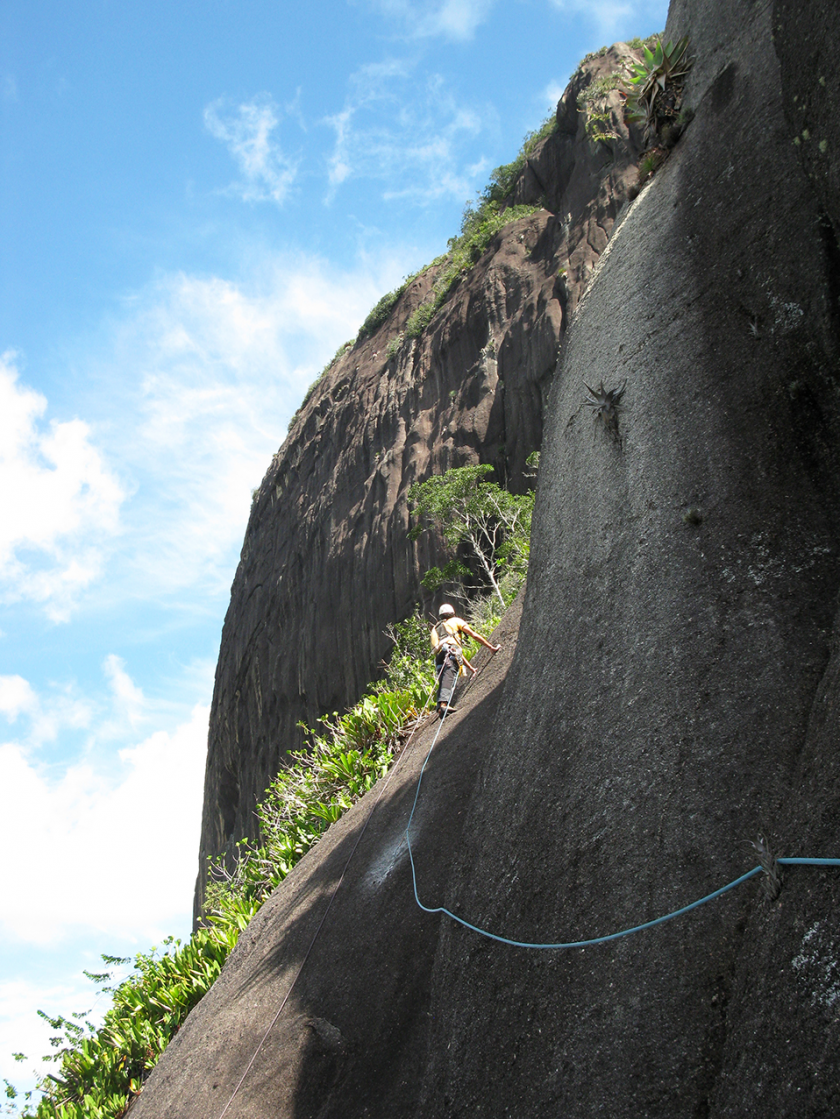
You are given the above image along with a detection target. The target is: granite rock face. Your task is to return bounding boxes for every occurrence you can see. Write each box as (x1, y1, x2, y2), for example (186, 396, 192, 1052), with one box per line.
(422, 0, 840, 1113)
(144, 1, 840, 1114)
(194, 50, 643, 915)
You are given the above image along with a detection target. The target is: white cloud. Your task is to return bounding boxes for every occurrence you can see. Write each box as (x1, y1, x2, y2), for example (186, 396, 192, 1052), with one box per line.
(539, 80, 566, 112)
(362, 0, 495, 40)
(0, 353, 125, 621)
(0, 676, 37, 722)
(77, 249, 410, 604)
(0, 695, 209, 945)
(3, 246, 420, 623)
(103, 654, 145, 731)
(323, 62, 488, 203)
(0, 977, 81, 1089)
(204, 94, 300, 204)
(547, 0, 667, 38)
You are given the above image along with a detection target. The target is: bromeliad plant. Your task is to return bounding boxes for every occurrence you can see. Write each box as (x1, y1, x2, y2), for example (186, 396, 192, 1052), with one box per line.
(622, 35, 692, 144)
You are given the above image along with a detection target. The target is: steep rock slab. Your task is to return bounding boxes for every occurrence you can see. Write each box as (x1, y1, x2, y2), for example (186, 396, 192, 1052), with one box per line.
(129, 604, 523, 1119)
(417, 1, 840, 1116)
(195, 52, 644, 913)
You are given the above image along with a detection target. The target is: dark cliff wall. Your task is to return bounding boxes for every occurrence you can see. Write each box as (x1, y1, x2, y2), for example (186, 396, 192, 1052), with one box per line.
(420, 0, 840, 1114)
(194, 46, 643, 914)
(132, 1, 840, 1115)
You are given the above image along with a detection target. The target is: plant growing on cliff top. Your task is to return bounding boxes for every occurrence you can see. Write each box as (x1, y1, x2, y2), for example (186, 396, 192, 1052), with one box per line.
(357, 286, 407, 342)
(287, 337, 355, 432)
(481, 111, 558, 207)
(409, 464, 534, 610)
(349, 114, 557, 356)
(389, 200, 543, 355)
(621, 35, 692, 143)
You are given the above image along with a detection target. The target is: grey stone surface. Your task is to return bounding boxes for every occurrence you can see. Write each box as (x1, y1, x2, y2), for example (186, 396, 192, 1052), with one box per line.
(420, 1, 840, 1114)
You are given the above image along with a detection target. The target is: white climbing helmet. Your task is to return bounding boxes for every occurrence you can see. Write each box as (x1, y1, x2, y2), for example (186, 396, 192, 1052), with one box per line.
(438, 603, 455, 617)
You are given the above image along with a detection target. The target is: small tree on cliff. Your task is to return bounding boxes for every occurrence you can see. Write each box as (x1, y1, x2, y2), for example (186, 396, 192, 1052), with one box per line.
(408, 464, 533, 609)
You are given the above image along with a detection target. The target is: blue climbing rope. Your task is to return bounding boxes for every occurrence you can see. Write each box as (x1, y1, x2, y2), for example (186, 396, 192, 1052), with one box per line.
(405, 706, 840, 949)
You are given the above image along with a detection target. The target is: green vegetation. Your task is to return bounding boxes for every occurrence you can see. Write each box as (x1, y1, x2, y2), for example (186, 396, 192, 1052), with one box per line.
(393, 199, 544, 355)
(578, 72, 623, 143)
(622, 35, 692, 143)
(481, 114, 557, 206)
(6, 666, 432, 1118)
(6, 75, 554, 1119)
(404, 299, 436, 339)
(3, 933, 235, 1119)
(574, 32, 659, 72)
(202, 686, 425, 925)
(638, 147, 666, 182)
(409, 464, 534, 610)
(7, 531, 529, 1117)
(626, 34, 662, 51)
(385, 332, 404, 359)
(576, 44, 609, 70)
(575, 35, 662, 145)
(285, 35, 674, 426)
(370, 114, 559, 358)
(357, 287, 407, 342)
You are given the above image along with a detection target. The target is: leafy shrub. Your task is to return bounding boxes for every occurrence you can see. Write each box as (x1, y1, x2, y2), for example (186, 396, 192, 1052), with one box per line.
(576, 44, 609, 71)
(9, 930, 236, 1118)
(626, 33, 661, 51)
(404, 300, 436, 339)
(8, 619, 445, 1119)
(578, 72, 623, 143)
(203, 689, 422, 923)
(347, 114, 557, 351)
(481, 113, 557, 207)
(409, 464, 534, 610)
(376, 615, 434, 693)
(622, 35, 692, 143)
(385, 333, 404, 359)
(357, 287, 406, 342)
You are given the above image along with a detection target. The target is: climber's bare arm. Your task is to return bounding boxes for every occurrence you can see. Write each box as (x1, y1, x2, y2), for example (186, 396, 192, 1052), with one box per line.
(461, 623, 501, 653)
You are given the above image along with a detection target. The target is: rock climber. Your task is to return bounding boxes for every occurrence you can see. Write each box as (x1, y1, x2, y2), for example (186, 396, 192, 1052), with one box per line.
(430, 603, 500, 719)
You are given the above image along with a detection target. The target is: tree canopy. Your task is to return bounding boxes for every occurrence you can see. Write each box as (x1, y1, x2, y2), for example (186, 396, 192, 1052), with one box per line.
(408, 464, 533, 608)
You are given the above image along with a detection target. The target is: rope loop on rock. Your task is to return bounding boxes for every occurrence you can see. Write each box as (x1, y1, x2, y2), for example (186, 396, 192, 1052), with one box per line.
(405, 709, 840, 949)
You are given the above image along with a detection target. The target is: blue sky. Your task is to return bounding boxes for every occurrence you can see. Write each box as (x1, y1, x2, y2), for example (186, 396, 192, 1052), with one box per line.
(0, 0, 667, 1099)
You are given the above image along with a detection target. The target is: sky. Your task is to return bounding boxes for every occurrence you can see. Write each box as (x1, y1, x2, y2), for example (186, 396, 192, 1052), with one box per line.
(0, 0, 667, 1102)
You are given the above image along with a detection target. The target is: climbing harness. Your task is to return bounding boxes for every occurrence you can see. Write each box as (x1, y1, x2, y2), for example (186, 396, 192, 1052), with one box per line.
(216, 664, 445, 1119)
(405, 712, 840, 949)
